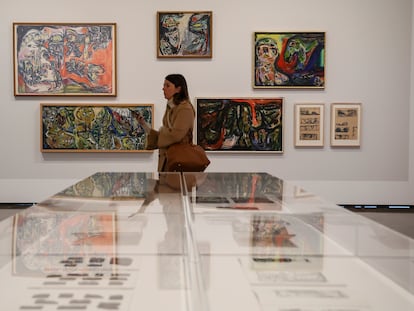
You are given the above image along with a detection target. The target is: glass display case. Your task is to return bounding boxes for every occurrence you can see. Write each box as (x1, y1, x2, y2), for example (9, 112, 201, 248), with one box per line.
(0, 172, 413, 310)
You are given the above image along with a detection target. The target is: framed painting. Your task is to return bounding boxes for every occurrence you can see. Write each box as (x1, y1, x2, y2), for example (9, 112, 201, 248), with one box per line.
(294, 103, 324, 147)
(157, 11, 212, 58)
(41, 103, 153, 152)
(196, 98, 283, 153)
(253, 32, 325, 89)
(13, 23, 117, 96)
(330, 103, 361, 147)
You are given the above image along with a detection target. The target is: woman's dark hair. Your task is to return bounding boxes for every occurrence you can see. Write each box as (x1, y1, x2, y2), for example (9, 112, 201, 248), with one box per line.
(165, 74, 189, 104)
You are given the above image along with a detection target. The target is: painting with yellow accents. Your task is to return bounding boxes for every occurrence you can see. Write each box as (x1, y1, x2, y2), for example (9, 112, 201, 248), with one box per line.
(41, 104, 153, 152)
(253, 32, 325, 89)
(13, 23, 117, 96)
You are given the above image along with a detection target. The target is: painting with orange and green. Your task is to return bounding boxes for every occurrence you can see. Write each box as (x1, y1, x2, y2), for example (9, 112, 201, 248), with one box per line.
(14, 23, 116, 96)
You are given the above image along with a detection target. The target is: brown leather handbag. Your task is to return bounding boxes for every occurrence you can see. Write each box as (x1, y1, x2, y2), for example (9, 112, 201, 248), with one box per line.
(165, 142, 210, 172)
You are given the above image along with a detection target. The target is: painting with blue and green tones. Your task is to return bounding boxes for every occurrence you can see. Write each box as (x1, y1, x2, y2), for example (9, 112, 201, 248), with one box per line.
(41, 104, 153, 152)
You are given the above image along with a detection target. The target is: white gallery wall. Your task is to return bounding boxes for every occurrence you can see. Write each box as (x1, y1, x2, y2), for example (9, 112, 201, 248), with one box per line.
(0, 0, 413, 204)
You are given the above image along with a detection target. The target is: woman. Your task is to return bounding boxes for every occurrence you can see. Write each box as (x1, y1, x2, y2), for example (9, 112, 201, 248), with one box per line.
(136, 74, 195, 172)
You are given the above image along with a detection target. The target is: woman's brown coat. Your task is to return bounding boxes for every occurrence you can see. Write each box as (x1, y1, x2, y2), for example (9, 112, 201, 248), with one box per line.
(146, 100, 195, 171)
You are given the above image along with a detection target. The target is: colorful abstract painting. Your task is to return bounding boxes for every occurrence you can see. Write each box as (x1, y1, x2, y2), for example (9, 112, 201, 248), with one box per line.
(157, 11, 212, 58)
(14, 23, 116, 96)
(13, 211, 116, 275)
(196, 98, 283, 152)
(41, 104, 153, 152)
(254, 32, 325, 88)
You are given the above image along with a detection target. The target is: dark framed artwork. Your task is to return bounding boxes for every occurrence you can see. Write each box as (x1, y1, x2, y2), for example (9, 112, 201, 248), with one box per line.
(41, 103, 153, 152)
(253, 32, 325, 88)
(330, 103, 361, 147)
(196, 98, 283, 153)
(13, 23, 117, 96)
(157, 11, 212, 58)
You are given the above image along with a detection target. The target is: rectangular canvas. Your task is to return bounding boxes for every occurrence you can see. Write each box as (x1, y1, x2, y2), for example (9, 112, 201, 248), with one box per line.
(13, 23, 117, 96)
(294, 103, 324, 147)
(157, 11, 212, 58)
(330, 103, 361, 147)
(196, 98, 283, 152)
(253, 32, 325, 88)
(41, 104, 153, 152)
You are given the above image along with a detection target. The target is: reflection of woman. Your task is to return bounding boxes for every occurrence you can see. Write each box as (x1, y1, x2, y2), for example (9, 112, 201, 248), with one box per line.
(135, 74, 195, 172)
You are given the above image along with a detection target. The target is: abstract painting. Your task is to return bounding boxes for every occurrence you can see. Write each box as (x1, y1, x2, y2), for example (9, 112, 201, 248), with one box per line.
(13, 211, 116, 275)
(197, 98, 283, 152)
(41, 104, 153, 152)
(254, 32, 325, 88)
(157, 11, 212, 58)
(13, 23, 117, 96)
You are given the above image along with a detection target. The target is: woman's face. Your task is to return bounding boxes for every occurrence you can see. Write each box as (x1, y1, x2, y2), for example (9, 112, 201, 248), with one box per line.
(163, 79, 181, 100)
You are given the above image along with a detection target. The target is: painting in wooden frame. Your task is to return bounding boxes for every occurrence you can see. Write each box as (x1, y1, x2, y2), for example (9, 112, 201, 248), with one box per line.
(294, 103, 324, 147)
(196, 98, 283, 153)
(13, 22, 117, 96)
(253, 32, 325, 89)
(157, 11, 212, 58)
(41, 103, 153, 152)
(330, 103, 361, 147)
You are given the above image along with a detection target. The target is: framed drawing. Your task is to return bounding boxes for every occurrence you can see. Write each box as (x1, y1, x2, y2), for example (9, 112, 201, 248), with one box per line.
(157, 11, 212, 58)
(253, 32, 325, 88)
(41, 103, 153, 152)
(330, 103, 361, 147)
(196, 98, 283, 152)
(294, 103, 324, 147)
(13, 23, 117, 96)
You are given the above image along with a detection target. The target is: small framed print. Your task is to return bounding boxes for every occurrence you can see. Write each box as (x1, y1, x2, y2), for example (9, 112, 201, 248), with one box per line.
(294, 103, 324, 147)
(330, 103, 361, 147)
(157, 11, 212, 58)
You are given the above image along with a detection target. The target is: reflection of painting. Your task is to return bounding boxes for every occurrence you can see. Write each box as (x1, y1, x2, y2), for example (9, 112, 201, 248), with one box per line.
(157, 11, 212, 58)
(254, 32, 325, 88)
(12, 211, 116, 275)
(193, 173, 284, 213)
(41, 104, 153, 152)
(13, 23, 116, 96)
(197, 98, 283, 152)
(330, 103, 361, 147)
(57, 172, 150, 199)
